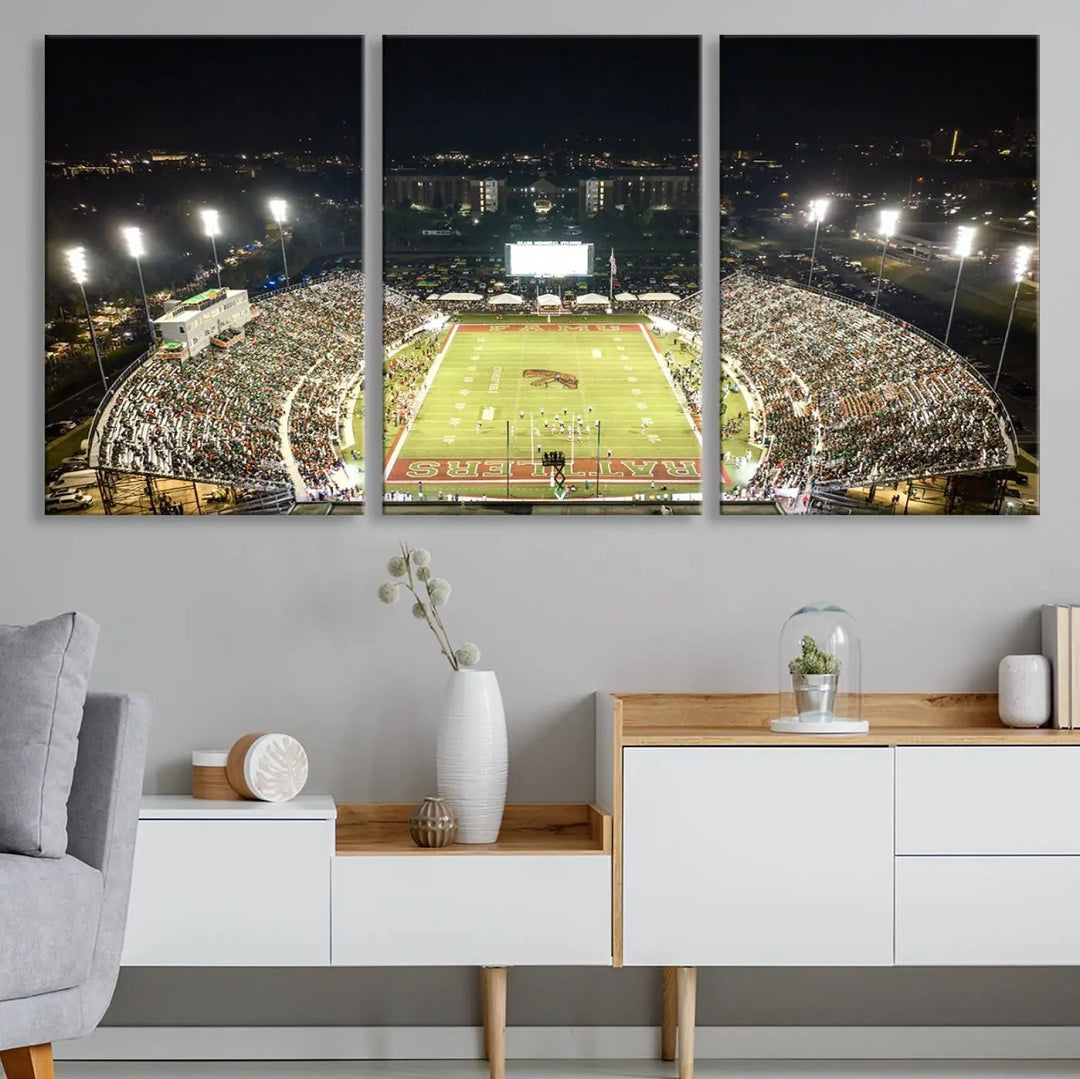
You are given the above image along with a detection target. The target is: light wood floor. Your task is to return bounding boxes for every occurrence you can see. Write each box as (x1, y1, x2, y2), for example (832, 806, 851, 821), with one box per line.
(50, 1062, 1080, 1078)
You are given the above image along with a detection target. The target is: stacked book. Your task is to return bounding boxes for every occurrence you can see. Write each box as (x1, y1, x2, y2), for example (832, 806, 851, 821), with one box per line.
(1042, 605, 1080, 728)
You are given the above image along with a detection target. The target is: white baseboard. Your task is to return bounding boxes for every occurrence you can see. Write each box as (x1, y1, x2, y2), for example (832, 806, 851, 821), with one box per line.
(54, 1026, 1080, 1061)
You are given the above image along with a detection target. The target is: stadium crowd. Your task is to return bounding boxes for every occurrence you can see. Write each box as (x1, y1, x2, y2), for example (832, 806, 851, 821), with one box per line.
(93, 271, 366, 500)
(720, 274, 1015, 492)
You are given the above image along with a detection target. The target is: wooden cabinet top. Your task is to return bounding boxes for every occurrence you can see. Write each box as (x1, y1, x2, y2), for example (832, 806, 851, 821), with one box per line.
(600, 692, 1080, 746)
(336, 803, 612, 856)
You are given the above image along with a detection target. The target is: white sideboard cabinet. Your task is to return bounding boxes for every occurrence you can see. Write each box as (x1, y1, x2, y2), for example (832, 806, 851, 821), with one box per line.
(598, 692, 1080, 1079)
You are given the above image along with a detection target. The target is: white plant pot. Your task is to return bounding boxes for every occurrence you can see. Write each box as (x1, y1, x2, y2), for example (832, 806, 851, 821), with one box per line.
(436, 669, 507, 844)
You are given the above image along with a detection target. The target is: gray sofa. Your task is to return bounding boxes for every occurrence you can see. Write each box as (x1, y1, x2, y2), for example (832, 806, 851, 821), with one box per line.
(0, 693, 151, 1078)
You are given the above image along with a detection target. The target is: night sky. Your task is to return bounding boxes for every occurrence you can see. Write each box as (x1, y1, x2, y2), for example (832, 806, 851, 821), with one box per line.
(45, 37, 363, 157)
(382, 37, 700, 157)
(721, 36, 1038, 149)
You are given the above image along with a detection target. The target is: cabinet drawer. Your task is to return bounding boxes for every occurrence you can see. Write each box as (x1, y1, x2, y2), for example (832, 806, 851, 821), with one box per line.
(122, 819, 332, 966)
(622, 747, 894, 966)
(332, 854, 611, 966)
(896, 747, 1080, 854)
(896, 856, 1080, 964)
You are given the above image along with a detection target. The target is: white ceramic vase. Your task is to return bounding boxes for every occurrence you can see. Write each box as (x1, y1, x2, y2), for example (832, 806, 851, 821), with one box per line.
(998, 654, 1051, 728)
(436, 669, 507, 843)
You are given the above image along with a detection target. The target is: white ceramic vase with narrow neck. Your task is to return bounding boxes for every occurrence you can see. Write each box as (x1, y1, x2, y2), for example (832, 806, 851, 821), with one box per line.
(436, 669, 507, 843)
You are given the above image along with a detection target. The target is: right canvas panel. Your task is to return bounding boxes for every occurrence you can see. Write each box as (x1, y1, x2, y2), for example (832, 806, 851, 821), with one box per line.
(720, 36, 1038, 515)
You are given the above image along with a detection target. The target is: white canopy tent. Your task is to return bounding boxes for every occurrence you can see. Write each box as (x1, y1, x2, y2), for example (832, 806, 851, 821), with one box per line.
(438, 291, 484, 302)
(574, 294, 610, 306)
(537, 294, 562, 307)
(488, 293, 524, 306)
(614, 292, 639, 301)
(637, 291, 680, 302)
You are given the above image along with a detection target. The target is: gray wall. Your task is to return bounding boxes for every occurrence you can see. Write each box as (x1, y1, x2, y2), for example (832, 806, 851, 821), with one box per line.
(10, 0, 1080, 1030)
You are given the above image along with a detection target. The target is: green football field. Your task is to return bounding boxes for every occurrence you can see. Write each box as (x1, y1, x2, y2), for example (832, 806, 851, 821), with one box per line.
(384, 319, 701, 503)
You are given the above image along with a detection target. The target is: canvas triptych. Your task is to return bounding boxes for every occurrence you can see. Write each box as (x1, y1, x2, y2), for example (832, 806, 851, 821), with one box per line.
(44, 35, 1037, 516)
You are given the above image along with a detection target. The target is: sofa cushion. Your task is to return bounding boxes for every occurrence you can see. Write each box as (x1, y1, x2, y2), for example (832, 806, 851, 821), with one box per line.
(0, 613, 100, 856)
(0, 853, 103, 1000)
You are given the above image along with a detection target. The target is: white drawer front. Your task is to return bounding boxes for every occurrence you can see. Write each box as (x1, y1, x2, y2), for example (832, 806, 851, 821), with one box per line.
(122, 819, 332, 966)
(622, 747, 894, 966)
(332, 855, 611, 966)
(896, 856, 1080, 964)
(896, 747, 1080, 854)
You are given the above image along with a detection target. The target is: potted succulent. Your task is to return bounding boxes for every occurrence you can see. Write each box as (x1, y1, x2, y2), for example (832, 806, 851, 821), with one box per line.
(788, 634, 842, 719)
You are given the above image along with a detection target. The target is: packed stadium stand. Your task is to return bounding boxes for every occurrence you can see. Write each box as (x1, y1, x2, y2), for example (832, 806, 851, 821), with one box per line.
(720, 273, 1016, 494)
(91, 270, 365, 502)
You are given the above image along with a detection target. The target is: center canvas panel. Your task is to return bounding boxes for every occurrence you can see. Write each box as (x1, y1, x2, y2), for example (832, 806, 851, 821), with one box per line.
(383, 36, 702, 514)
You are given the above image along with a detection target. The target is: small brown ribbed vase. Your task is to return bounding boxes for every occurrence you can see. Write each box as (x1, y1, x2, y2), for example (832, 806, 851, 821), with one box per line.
(409, 796, 457, 848)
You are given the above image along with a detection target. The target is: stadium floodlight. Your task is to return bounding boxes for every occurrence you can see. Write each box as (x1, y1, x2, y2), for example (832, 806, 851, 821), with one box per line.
(944, 225, 977, 347)
(268, 198, 290, 287)
(65, 247, 108, 393)
(121, 226, 154, 338)
(953, 224, 977, 259)
(66, 246, 87, 284)
(200, 208, 223, 289)
(994, 245, 1034, 391)
(873, 209, 901, 310)
(807, 198, 830, 287)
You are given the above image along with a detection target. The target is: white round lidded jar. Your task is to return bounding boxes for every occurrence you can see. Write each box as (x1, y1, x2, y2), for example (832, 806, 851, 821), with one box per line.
(225, 732, 309, 801)
(998, 655, 1051, 728)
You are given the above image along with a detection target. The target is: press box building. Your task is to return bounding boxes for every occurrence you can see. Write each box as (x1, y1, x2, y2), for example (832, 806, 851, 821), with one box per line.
(153, 288, 253, 358)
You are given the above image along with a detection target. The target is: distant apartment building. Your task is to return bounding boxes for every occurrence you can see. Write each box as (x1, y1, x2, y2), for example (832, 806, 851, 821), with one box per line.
(577, 173, 698, 218)
(384, 175, 505, 213)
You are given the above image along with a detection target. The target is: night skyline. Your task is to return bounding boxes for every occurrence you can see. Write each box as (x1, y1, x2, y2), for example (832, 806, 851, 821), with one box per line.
(45, 36, 363, 157)
(382, 36, 700, 158)
(721, 36, 1037, 149)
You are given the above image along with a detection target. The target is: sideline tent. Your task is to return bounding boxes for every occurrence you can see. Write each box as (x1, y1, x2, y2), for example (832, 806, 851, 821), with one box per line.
(638, 291, 680, 301)
(614, 292, 638, 301)
(488, 293, 524, 306)
(574, 293, 610, 306)
(439, 292, 484, 301)
(537, 294, 561, 307)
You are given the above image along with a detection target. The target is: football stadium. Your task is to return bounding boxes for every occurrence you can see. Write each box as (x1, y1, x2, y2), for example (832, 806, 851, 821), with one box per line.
(85, 270, 366, 514)
(383, 242, 703, 511)
(720, 273, 1020, 515)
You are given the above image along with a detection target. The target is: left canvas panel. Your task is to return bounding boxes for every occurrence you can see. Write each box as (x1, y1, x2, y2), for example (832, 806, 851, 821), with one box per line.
(45, 36, 365, 516)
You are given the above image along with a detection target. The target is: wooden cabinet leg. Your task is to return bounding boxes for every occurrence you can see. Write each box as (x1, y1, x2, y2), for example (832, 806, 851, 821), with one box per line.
(482, 966, 507, 1079)
(660, 966, 678, 1061)
(676, 966, 697, 1079)
(1, 1044, 56, 1079)
(479, 966, 491, 1060)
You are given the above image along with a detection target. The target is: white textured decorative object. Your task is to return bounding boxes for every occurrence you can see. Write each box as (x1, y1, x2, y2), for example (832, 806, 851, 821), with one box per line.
(998, 655, 1051, 728)
(436, 669, 507, 844)
(227, 733, 309, 801)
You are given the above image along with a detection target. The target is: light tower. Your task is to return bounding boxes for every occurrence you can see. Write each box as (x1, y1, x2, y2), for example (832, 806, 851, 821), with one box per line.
(873, 208, 901, 310)
(944, 225, 976, 348)
(121, 226, 154, 338)
(807, 198, 830, 288)
(66, 247, 108, 392)
(268, 198, 289, 286)
(200, 208, 222, 290)
(993, 245, 1033, 391)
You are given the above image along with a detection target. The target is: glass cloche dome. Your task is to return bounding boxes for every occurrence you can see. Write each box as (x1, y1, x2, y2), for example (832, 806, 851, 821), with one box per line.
(773, 603, 865, 734)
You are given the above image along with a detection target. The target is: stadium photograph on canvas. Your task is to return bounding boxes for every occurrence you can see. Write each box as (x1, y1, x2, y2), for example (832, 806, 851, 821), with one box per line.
(45, 37, 364, 516)
(383, 36, 702, 515)
(720, 36, 1038, 516)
